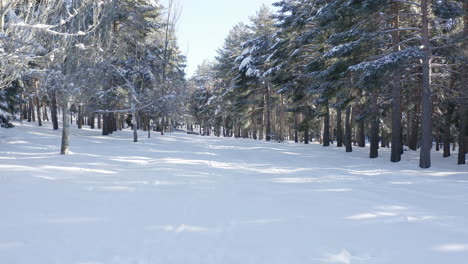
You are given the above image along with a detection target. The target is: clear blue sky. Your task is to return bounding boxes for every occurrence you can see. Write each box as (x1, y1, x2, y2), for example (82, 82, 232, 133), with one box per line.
(161, 0, 278, 77)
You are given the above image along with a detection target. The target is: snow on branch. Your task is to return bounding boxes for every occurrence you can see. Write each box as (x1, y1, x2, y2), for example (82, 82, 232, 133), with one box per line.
(393, 0, 421, 7)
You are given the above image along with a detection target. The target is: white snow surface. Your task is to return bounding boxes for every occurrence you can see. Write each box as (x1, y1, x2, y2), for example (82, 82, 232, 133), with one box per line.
(1, 121, 467, 264)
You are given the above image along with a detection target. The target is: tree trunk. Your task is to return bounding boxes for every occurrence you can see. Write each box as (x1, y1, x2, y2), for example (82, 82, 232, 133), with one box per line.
(102, 114, 109, 135)
(294, 113, 299, 143)
(132, 107, 138, 142)
(323, 101, 330, 147)
(28, 97, 33, 122)
(345, 106, 353, 152)
(459, 110, 467, 165)
(357, 118, 366, 147)
(259, 100, 264, 140)
(147, 115, 151, 138)
(370, 92, 379, 158)
(77, 104, 83, 129)
(90, 113, 95, 129)
(420, 0, 432, 168)
(60, 101, 70, 155)
(49, 92, 58, 130)
(336, 107, 343, 147)
(35, 96, 42, 126)
(390, 0, 402, 162)
(459, 2, 468, 165)
(265, 86, 272, 141)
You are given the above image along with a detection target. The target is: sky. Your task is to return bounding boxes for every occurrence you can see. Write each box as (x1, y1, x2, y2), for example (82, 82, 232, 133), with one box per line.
(161, 0, 278, 77)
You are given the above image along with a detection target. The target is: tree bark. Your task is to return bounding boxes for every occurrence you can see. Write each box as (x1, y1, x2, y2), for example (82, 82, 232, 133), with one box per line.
(148, 116, 151, 138)
(132, 105, 138, 142)
(90, 113, 95, 129)
(28, 97, 33, 122)
(265, 86, 272, 141)
(345, 106, 352, 152)
(458, 110, 467, 165)
(323, 100, 330, 147)
(370, 92, 379, 158)
(77, 104, 83, 129)
(35, 96, 42, 126)
(420, 0, 432, 168)
(458, 2, 468, 165)
(390, 0, 402, 162)
(336, 107, 343, 147)
(294, 113, 299, 143)
(60, 101, 70, 155)
(304, 120, 309, 144)
(357, 118, 366, 147)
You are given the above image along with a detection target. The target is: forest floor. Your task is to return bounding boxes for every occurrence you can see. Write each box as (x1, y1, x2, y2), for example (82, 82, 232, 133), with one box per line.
(1, 121, 468, 264)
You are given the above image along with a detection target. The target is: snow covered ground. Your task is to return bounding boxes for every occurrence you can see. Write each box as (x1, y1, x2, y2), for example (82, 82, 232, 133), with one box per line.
(1, 121, 467, 264)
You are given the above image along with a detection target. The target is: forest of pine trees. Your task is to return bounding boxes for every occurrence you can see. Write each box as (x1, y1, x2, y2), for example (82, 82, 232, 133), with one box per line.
(185, 1, 468, 168)
(1, 0, 467, 169)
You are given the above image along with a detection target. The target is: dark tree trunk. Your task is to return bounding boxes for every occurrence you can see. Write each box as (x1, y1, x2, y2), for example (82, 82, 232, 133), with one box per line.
(90, 113, 95, 129)
(420, 0, 432, 168)
(77, 105, 83, 129)
(28, 97, 33, 122)
(147, 115, 151, 138)
(345, 106, 352, 152)
(458, 110, 467, 165)
(35, 96, 42, 126)
(114, 114, 118, 132)
(390, 0, 402, 162)
(294, 113, 299, 143)
(304, 121, 309, 144)
(323, 101, 330, 147)
(337, 107, 343, 147)
(102, 114, 109, 135)
(50, 91, 59, 130)
(370, 92, 379, 158)
(357, 118, 366, 147)
(459, 3, 468, 165)
(265, 88, 272, 141)
(443, 104, 453, 157)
